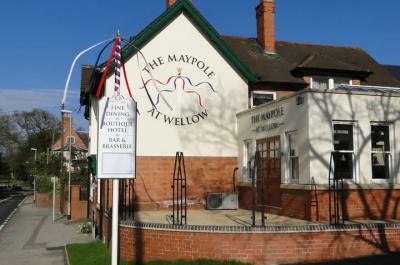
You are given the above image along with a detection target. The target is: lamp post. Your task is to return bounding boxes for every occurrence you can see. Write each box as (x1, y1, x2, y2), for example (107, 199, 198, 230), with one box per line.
(61, 109, 72, 219)
(30, 147, 37, 203)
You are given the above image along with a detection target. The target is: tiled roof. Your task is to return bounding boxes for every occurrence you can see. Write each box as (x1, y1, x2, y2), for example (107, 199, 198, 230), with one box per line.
(222, 36, 400, 88)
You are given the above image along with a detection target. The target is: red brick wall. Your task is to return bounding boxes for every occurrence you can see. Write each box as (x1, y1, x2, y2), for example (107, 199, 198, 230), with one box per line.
(118, 224, 400, 265)
(35, 192, 60, 208)
(313, 189, 400, 221)
(256, 0, 275, 53)
(132, 156, 237, 210)
(71, 185, 88, 221)
(239, 186, 400, 221)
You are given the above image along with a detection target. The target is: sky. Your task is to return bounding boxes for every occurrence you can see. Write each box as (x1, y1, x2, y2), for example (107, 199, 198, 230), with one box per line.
(0, 0, 399, 129)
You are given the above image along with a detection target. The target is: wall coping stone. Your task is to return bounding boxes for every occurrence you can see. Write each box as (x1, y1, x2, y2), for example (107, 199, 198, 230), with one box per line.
(119, 219, 400, 234)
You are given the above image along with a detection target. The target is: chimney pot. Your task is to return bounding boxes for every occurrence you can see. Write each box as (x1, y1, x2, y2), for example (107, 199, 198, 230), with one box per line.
(167, 0, 191, 9)
(256, 0, 275, 53)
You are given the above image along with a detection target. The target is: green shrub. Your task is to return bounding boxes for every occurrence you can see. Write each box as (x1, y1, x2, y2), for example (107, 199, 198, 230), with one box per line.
(80, 221, 92, 234)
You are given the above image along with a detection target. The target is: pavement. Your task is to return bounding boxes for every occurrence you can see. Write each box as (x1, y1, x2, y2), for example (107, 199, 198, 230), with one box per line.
(0, 196, 93, 265)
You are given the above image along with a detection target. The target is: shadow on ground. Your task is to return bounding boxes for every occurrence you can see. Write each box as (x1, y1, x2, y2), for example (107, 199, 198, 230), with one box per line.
(288, 252, 400, 265)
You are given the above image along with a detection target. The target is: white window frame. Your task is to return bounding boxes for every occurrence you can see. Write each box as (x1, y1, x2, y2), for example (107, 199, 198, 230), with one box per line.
(370, 122, 393, 182)
(66, 136, 75, 144)
(310, 76, 352, 90)
(250, 91, 276, 107)
(286, 130, 299, 183)
(331, 120, 359, 182)
(242, 139, 253, 182)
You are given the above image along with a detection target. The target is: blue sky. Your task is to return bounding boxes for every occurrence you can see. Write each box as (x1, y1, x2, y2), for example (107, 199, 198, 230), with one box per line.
(0, 0, 399, 128)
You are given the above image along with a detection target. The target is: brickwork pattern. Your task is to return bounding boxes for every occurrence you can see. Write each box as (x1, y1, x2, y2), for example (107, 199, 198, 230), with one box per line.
(117, 224, 400, 265)
(35, 192, 60, 208)
(239, 187, 400, 221)
(71, 185, 88, 221)
(132, 156, 238, 209)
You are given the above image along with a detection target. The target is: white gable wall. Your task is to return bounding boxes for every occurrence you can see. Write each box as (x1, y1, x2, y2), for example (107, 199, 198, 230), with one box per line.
(91, 13, 248, 157)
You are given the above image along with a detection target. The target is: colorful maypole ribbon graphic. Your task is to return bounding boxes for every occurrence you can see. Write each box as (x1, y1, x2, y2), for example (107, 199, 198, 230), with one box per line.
(140, 74, 217, 108)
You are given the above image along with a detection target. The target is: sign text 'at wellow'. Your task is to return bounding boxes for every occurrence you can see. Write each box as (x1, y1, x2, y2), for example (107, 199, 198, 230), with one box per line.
(97, 96, 137, 179)
(140, 53, 218, 127)
(251, 106, 285, 133)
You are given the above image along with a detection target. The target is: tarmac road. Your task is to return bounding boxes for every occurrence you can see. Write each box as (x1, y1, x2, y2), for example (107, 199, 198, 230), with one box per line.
(0, 195, 25, 228)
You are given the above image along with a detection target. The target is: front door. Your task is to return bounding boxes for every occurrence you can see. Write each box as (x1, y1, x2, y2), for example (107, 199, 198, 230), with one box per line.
(256, 136, 281, 208)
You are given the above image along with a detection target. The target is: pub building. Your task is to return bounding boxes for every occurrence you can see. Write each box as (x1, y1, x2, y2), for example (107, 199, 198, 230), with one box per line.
(80, 0, 400, 232)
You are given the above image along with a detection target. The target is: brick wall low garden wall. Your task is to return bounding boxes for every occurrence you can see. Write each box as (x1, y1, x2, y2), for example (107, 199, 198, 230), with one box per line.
(71, 185, 88, 221)
(35, 192, 60, 208)
(239, 186, 400, 222)
(59, 185, 88, 221)
(100, 156, 238, 210)
(115, 221, 400, 265)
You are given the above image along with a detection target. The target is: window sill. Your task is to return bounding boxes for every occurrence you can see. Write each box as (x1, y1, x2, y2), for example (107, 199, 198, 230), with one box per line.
(237, 181, 253, 187)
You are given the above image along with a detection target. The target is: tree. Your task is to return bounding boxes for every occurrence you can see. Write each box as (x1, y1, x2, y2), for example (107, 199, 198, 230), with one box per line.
(0, 153, 11, 179)
(13, 109, 60, 153)
(0, 109, 61, 182)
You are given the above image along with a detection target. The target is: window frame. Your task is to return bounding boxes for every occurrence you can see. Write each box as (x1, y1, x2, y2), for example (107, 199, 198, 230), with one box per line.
(310, 76, 352, 90)
(242, 139, 253, 182)
(286, 130, 299, 183)
(370, 122, 393, 182)
(250, 91, 276, 107)
(331, 120, 358, 182)
(66, 136, 75, 145)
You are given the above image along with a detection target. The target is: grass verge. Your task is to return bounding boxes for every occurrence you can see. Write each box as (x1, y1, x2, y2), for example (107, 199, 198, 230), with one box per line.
(66, 241, 249, 265)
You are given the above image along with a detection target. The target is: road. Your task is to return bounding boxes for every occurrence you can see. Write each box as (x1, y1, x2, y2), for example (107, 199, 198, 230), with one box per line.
(0, 194, 25, 228)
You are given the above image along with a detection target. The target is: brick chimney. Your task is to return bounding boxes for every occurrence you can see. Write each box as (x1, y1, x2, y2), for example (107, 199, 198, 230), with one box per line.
(166, 0, 191, 8)
(256, 0, 275, 53)
(61, 111, 73, 146)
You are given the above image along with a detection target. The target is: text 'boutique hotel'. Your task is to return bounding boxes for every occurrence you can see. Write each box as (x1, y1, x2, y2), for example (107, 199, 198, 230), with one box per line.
(79, 0, 400, 264)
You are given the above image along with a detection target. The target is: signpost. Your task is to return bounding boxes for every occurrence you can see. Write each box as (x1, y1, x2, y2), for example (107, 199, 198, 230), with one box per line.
(51, 176, 58, 222)
(97, 95, 137, 265)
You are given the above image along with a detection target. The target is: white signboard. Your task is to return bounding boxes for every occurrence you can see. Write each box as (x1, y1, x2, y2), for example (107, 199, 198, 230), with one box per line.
(97, 96, 137, 179)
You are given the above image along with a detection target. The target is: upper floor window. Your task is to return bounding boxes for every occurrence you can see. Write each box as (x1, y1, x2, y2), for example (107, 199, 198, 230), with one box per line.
(251, 91, 276, 107)
(311, 77, 352, 89)
(66, 136, 75, 145)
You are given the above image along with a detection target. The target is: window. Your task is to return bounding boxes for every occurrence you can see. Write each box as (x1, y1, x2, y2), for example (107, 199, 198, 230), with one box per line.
(334, 78, 351, 88)
(287, 131, 299, 181)
(371, 123, 392, 179)
(251, 91, 276, 107)
(243, 139, 253, 181)
(66, 136, 75, 144)
(312, 77, 329, 89)
(332, 122, 356, 179)
(311, 77, 351, 89)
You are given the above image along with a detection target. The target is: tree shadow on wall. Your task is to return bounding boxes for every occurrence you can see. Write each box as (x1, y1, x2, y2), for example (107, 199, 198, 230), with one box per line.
(287, 251, 400, 265)
(308, 91, 400, 253)
(177, 93, 243, 197)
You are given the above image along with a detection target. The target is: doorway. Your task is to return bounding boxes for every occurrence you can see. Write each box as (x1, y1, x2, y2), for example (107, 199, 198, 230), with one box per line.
(256, 136, 281, 208)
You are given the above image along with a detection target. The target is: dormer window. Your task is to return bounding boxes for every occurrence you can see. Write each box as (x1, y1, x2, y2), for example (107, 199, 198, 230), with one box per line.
(311, 77, 352, 89)
(66, 136, 75, 145)
(251, 91, 276, 107)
